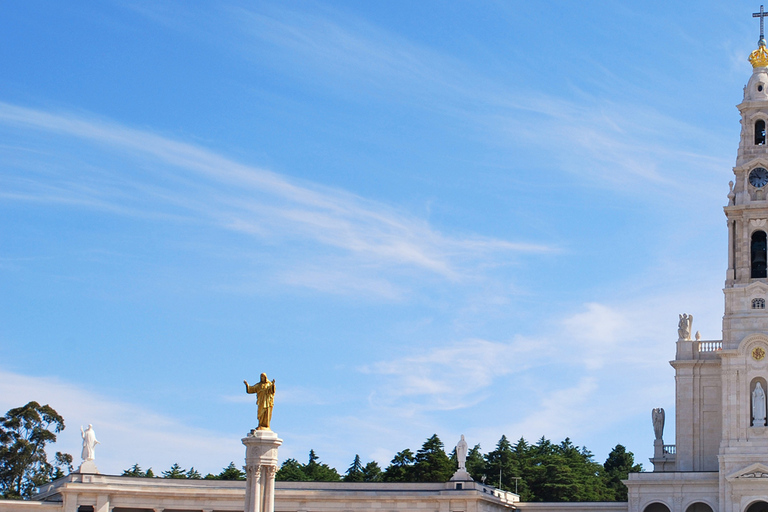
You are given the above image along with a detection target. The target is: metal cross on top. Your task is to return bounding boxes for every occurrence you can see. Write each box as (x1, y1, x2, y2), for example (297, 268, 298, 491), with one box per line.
(755, 5, 768, 43)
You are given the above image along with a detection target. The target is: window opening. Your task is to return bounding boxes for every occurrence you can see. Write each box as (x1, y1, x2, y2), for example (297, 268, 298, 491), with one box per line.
(757, 120, 766, 145)
(754, 298, 766, 309)
(753, 231, 768, 278)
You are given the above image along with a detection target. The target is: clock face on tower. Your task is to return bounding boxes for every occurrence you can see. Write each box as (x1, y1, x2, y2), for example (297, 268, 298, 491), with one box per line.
(750, 167, 768, 188)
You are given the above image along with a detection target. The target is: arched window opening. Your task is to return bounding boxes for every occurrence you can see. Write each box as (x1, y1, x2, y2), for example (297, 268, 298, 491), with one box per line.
(685, 503, 714, 512)
(754, 298, 766, 309)
(643, 504, 671, 512)
(753, 231, 768, 278)
(747, 501, 768, 512)
(757, 120, 766, 145)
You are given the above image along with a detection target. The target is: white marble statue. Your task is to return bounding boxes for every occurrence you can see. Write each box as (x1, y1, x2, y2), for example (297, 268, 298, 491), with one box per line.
(652, 408, 665, 440)
(754, 383, 767, 427)
(456, 434, 468, 471)
(678, 314, 693, 341)
(80, 424, 100, 461)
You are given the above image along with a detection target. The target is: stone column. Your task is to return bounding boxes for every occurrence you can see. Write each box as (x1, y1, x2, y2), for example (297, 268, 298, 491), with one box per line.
(242, 431, 282, 512)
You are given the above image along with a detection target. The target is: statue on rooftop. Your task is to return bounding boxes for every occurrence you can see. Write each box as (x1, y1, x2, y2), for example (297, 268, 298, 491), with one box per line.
(456, 435, 468, 470)
(678, 314, 693, 341)
(244, 373, 276, 431)
(652, 408, 665, 441)
(80, 424, 99, 461)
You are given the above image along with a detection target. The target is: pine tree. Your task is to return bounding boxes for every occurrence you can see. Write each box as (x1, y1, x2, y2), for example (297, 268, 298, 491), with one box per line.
(217, 462, 245, 481)
(465, 444, 485, 481)
(303, 450, 341, 481)
(382, 449, 415, 482)
(411, 434, 453, 482)
(602, 444, 642, 501)
(122, 464, 146, 477)
(362, 461, 382, 482)
(162, 463, 187, 479)
(275, 458, 307, 481)
(343, 455, 364, 482)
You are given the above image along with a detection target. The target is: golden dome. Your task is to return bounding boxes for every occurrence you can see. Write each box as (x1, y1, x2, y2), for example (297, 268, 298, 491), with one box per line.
(750, 39, 768, 68)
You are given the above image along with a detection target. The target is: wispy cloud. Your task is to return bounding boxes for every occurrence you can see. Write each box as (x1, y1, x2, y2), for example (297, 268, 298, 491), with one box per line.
(224, 4, 729, 194)
(0, 102, 552, 295)
(360, 338, 531, 410)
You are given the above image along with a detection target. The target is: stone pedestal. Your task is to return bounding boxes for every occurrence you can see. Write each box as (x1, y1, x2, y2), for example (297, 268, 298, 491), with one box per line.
(650, 439, 675, 472)
(242, 431, 282, 512)
(450, 469, 473, 482)
(76, 460, 99, 474)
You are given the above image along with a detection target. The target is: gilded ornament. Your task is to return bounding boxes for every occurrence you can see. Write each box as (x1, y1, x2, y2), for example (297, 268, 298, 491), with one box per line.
(753, 347, 766, 361)
(750, 42, 768, 68)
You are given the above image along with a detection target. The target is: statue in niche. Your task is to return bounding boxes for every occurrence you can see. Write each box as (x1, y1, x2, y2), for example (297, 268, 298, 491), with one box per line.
(678, 314, 693, 341)
(754, 382, 767, 427)
(652, 408, 665, 440)
(456, 435, 468, 470)
(244, 373, 276, 431)
(80, 424, 99, 461)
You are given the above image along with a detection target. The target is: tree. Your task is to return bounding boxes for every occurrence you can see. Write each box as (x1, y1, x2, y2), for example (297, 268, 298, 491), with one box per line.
(275, 458, 307, 481)
(411, 434, 453, 482)
(186, 467, 202, 479)
(484, 435, 520, 495)
(343, 455, 364, 482)
(217, 462, 245, 481)
(0, 402, 72, 499)
(122, 464, 147, 477)
(302, 450, 341, 482)
(162, 463, 187, 479)
(465, 444, 485, 481)
(382, 448, 415, 482)
(602, 444, 642, 501)
(275, 451, 340, 482)
(52, 452, 73, 480)
(362, 461, 382, 482)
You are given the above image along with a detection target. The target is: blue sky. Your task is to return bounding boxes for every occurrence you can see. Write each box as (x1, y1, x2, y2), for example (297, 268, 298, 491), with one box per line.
(0, 1, 756, 477)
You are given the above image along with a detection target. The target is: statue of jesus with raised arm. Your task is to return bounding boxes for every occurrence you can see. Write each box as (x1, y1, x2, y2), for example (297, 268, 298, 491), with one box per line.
(244, 373, 276, 431)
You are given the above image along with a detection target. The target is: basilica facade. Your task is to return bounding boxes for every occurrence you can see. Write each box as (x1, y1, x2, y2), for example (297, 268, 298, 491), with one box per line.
(624, 23, 768, 512)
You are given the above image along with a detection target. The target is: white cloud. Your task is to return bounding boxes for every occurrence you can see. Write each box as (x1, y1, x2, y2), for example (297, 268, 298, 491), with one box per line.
(0, 102, 553, 298)
(0, 369, 240, 476)
(360, 338, 533, 410)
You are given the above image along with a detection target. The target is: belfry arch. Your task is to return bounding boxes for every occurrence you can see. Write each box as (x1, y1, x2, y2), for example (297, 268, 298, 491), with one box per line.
(752, 230, 767, 278)
(746, 501, 768, 512)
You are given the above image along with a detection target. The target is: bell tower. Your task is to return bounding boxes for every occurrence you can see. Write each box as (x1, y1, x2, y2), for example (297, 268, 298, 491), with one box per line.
(723, 14, 768, 348)
(717, 12, 768, 512)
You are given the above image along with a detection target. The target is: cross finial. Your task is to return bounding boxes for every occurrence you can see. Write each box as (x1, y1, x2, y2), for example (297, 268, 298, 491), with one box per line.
(754, 5, 768, 45)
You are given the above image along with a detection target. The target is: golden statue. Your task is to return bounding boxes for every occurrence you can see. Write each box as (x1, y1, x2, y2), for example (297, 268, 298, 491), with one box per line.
(244, 373, 276, 430)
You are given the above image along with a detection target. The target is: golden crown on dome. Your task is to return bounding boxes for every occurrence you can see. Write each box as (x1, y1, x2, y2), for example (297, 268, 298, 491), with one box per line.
(753, 6, 768, 67)
(750, 39, 768, 67)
